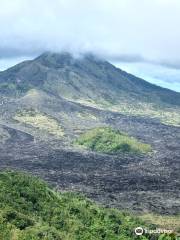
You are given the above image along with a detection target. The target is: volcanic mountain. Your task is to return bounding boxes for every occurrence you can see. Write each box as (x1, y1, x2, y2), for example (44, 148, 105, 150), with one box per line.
(0, 52, 179, 224)
(0, 52, 180, 126)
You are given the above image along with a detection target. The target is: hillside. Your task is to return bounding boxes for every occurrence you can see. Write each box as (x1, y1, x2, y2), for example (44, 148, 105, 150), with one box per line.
(0, 171, 176, 240)
(0, 52, 180, 126)
(0, 52, 179, 231)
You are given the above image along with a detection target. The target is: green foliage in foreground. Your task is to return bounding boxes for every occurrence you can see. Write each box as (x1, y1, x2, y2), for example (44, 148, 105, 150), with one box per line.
(0, 171, 175, 240)
(75, 127, 151, 154)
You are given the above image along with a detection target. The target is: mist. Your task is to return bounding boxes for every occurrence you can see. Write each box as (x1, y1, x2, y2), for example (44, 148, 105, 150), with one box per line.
(0, 0, 180, 91)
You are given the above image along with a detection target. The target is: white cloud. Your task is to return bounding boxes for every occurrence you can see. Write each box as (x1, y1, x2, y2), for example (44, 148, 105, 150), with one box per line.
(0, 0, 180, 91)
(0, 0, 180, 63)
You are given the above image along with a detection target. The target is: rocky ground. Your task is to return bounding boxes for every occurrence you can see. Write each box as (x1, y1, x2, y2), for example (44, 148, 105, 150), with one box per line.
(0, 109, 179, 215)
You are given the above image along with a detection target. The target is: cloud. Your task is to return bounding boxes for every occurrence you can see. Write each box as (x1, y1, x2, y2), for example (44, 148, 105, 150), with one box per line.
(0, 0, 180, 71)
(103, 54, 145, 63)
(157, 61, 180, 70)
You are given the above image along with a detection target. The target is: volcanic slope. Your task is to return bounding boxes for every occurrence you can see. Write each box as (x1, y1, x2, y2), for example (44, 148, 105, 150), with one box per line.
(0, 52, 179, 224)
(0, 52, 180, 126)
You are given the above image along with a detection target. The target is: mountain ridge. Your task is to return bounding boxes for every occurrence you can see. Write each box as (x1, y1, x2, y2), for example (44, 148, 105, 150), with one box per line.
(0, 51, 180, 126)
(1, 51, 180, 100)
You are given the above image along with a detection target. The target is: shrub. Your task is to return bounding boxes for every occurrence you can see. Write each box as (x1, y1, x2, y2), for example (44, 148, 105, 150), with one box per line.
(75, 127, 151, 154)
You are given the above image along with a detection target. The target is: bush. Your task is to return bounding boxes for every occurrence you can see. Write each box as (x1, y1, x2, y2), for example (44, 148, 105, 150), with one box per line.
(75, 127, 151, 154)
(0, 171, 174, 240)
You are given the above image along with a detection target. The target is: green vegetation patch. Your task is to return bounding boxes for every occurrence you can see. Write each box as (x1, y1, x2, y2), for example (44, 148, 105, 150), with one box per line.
(0, 170, 174, 240)
(14, 109, 64, 138)
(109, 103, 180, 127)
(75, 127, 151, 154)
(73, 97, 180, 127)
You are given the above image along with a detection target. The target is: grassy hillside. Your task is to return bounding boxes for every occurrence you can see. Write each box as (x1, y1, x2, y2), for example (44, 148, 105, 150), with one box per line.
(14, 109, 64, 138)
(0, 171, 176, 240)
(75, 127, 152, 154)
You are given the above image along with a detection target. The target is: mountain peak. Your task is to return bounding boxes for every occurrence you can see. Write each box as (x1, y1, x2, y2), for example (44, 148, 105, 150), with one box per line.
(35, 51, 74, 68)
(35, 51, 105, 68)
(37, 51, 73, 59)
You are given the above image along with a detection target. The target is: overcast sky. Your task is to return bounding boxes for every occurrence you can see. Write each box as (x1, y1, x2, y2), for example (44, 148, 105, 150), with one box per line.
(0, 0, 180, 91)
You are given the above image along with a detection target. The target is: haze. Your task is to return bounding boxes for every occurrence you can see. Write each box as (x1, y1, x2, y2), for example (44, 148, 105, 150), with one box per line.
(0, 0, 180, 91)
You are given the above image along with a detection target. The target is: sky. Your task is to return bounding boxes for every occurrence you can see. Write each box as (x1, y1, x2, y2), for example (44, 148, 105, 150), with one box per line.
(0, 0, 180, 91)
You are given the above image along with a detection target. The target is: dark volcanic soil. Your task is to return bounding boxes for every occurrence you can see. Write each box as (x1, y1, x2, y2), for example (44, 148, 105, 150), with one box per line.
(0, 111, 179, 215)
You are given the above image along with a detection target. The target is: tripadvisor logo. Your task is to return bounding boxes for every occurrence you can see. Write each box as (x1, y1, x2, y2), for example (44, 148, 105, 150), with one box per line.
(135, 226, 174, 236)
(135, 227, 144, 236)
